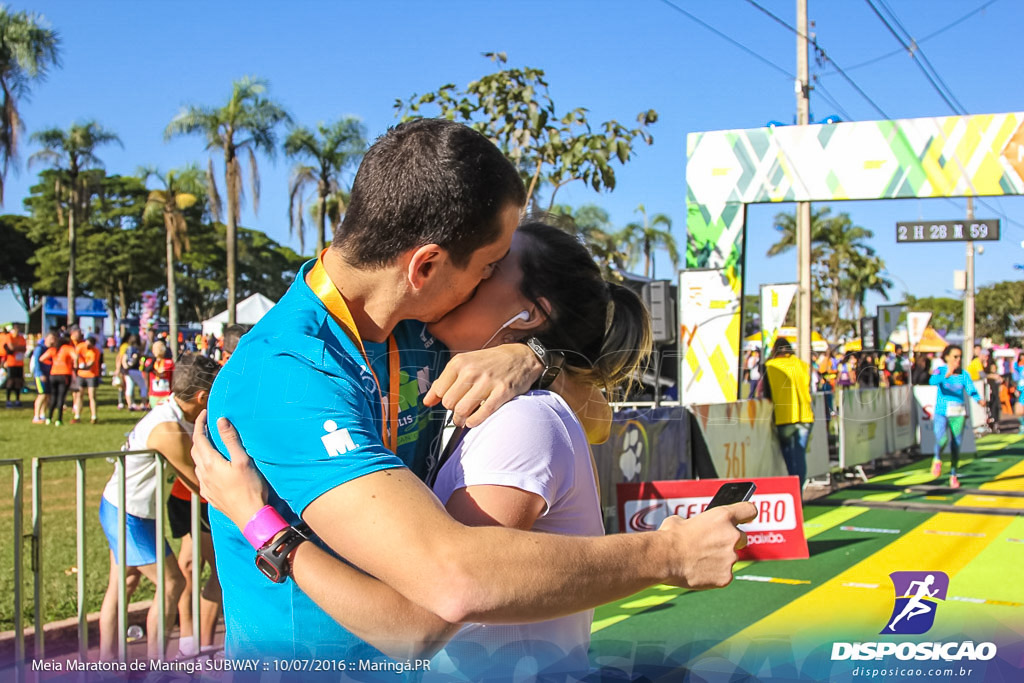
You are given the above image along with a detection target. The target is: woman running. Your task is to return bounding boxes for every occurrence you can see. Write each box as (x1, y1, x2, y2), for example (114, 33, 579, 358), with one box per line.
(192, 220, 653, 678)
(929, 344, 986, 489)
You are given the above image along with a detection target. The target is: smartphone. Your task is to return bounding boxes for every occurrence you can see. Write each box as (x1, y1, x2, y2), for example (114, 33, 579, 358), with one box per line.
(706, 481, 756, 510)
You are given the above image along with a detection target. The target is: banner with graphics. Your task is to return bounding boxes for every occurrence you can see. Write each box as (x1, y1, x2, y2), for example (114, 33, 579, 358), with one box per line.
(678, 268, 741, 405)
(686, 113, 1024, 409)
(912, 383, 986, 455)
(839, 388, 890, 468)
(617, 476, 808, 561)
(906, 311, 932, 351)
(760, 283, 798, 352)
(877, 303, 907, 345)
(591, 407, 691, 532)
(689, 399, 786, 478)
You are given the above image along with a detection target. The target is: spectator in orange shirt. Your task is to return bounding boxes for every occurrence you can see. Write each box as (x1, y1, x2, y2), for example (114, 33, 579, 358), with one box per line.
(41, 335, 76, 425)
(69, 326, 85, 422)
(146, 340, 174, 408)
(77, 336, 104, 424)
(3, 323, 28, 407)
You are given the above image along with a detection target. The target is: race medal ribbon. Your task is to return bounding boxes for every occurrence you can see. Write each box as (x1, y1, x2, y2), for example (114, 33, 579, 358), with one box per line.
(308, 250, 400, 454)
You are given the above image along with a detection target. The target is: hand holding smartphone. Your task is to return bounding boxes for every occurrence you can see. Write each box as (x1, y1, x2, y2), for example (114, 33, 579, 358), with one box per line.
(706, 481, 756, 510)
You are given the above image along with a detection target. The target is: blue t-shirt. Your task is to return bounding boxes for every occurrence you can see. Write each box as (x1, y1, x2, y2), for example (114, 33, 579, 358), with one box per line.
(929, 369, 981, 416)
(206, 259, 447, 661)
(32, 342, 50, 378)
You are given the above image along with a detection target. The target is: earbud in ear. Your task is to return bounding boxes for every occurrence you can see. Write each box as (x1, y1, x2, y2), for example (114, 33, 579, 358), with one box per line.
(509, 310, 531, 326)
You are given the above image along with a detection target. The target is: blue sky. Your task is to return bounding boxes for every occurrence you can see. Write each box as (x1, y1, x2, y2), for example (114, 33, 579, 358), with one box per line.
(2, 0, 1022, 324)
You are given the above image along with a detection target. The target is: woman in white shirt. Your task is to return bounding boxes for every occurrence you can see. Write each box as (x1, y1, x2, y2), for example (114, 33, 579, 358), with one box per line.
(193, 220, 653, 678)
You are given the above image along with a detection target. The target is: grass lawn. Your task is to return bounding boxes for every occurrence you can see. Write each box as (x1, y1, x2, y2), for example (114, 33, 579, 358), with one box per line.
(0, 381, 188, 632)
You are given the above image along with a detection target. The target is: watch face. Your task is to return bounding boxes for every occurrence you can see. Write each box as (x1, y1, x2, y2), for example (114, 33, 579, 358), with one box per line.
(526, 337, 546, 359)
(255, 554, 282, 583)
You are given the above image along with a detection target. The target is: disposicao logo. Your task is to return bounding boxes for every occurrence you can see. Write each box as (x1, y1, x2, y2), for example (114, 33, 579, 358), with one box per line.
(883, 571, 948, 635)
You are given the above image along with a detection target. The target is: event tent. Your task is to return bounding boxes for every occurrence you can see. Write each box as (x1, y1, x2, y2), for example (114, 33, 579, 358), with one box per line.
(743, 327, 829, 352)
(888, 326, 948, 353)
(201, 293, 276, 336)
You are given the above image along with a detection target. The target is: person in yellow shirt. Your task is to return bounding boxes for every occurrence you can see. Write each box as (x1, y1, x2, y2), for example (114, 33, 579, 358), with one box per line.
(760, 338, 814, 488)
(966, 344, 986, 382)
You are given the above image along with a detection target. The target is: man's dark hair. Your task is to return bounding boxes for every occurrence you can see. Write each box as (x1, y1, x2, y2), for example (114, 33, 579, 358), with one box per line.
(333, 118, 525, 268)
(222, 324, 249, 355)
(172, 353, 220, 401)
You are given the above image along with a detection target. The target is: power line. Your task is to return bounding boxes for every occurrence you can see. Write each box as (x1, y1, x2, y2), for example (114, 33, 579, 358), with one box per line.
(812, 77, 854, 122)
(655, 0, 794, 79)
(835, 0, 1000, 73)
(863, 0, 968, 115)
(741, 0, 891, 119)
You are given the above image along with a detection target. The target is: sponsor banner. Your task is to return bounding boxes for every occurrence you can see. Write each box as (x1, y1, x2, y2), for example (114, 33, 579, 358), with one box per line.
(878, 304, 907, 344)
(679, 268, 741, 405)
(839, 388, 890, 468)
(617, 476, 808, 561)
(759, 283, 797, 352)
(591, 407, 691, 532)
(689, 399, 786, 478)
(912, 383, 985, 455)
(43, 296, 107, 318)
(907, 312, 932, 351)
(807, 393, 830, 479)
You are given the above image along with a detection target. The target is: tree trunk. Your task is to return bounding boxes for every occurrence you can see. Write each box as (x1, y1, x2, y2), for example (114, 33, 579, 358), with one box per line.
(67, 187, 77, 326)
(118, 278, 128, 338)
(225, 149, 238, 325)
(316, 192, 327, 255)
(165, 212, 179, 359)
(107, 289, 117, 342)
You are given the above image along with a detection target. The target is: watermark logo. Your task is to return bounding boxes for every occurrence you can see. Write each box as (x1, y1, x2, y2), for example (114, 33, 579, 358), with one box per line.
(883, 571, 949, 635)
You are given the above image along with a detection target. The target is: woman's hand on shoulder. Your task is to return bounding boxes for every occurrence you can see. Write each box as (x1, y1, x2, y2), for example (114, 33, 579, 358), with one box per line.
(191, 410, 268, 531)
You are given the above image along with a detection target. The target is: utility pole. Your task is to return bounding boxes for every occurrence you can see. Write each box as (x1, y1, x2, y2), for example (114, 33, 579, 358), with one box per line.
(964, 197, 976, 368)
(796, 0, 812, 368)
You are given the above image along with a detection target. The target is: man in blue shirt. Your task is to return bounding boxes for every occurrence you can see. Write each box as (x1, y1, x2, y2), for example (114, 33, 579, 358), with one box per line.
(206, 119, 757, 662)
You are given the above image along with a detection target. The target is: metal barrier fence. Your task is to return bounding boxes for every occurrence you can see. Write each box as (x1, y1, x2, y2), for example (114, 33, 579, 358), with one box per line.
(3, 450, 204, 679)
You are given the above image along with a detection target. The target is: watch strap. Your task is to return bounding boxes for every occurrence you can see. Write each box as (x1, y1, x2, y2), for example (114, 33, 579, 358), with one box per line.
(255, 523, 311, 583)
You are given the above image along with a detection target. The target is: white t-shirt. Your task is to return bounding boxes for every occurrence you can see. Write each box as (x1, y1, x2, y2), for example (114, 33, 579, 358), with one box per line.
(430, 391, 604, 680)
(746, 355, 761, 381)
(102, 396, 191, 519)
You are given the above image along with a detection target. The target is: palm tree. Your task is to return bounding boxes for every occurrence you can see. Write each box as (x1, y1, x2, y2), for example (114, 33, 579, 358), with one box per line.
(0, 7, 60, 204)
(620, 204, 678, 278)
(141, 165, 205, 358)
(843, 252, 893, 322)
(29, 121, 121, 324)
(767, 207, 875, 337)
(165, 76, 289, 324)
(285, 118, 366, 255)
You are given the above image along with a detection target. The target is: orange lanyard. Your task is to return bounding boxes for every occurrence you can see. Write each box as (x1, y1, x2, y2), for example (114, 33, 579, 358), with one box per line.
(308, 250, 400, 453)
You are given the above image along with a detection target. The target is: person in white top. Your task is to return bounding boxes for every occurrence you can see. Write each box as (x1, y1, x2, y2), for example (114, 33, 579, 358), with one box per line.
(98, 354, 220, 661)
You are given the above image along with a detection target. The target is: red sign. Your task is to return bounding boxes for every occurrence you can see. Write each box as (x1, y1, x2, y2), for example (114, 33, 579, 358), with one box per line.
(616, 476, 809, 561)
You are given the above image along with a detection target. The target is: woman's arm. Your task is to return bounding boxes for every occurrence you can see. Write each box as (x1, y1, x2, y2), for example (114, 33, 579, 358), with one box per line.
(191, 412, 459, 659)
(964, 373, 985, 405)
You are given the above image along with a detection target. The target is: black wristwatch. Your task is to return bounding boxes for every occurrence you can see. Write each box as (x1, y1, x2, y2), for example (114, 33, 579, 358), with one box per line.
(255, 523, 311, 583)
(522, 336, 565, 389)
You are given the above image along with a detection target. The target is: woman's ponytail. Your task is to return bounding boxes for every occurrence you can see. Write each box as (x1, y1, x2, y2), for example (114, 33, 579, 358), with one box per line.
(596, 283, 653, 396)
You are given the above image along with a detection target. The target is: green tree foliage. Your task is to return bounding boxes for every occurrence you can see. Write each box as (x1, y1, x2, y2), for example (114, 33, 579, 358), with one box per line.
(902, 294, 963, 334)
(0, 214, 39, 317)
(549, 203, 627, 280)
(285, 118, 366, 255)
(25, 170, 163, 329)
(177, 222, 304, 323)
(0, 6, 60, 204)
(28, 120, 121, 324)
(397, 52, 657, 210)
(974, 281, 1024, 345)
(767, 207, 891, 339)
(165, 76, 290, 324)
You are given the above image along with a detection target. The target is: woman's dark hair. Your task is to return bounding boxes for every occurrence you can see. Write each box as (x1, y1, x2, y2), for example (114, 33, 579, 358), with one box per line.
(514, 221, 652, 395)
(172, 353, 221, 401)
(770, 337, 794, 359)
(334, 118, 526, 268)
(941, 344, 963, 370)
